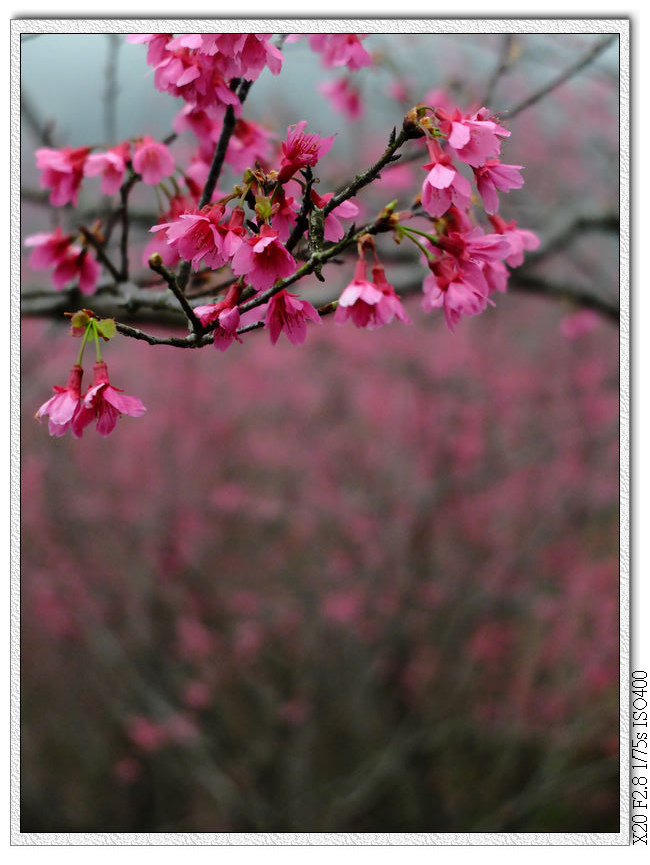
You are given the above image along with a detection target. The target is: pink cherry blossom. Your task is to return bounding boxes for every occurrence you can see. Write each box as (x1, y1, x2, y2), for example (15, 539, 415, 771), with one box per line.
(83, 141, 131, 195)
(371, 264, 412, 326)
(35, 146, 90, 207)
(75, 362, 146, 437)
(219, 207, 247, 259)
(194, 302, 242, 352)
(141, 193, 196, 268)
(264, 289, 321, 345)
(437, 227, 511, 266)
(230, 224, 297, 292)
(335, 261, 411, 329)
(132, 136, 175, 185)
(436, 106, 510, 168)
(559, 310, 600, 339)
(125, 33, 172, 67)
(482, 259, 510, 295)
(24, 227, 75, 270)
(278, 121, 336, 183)
(474, 158, 524, 213)
(35, 365, 85, 438)
(270, 190, 299, 243)
(151, 203, 227, 271)
(170, 33, 284, 81)
(226, 118, 274, 171)
(420, 139, 473, 217)
(307, 34, 373, 71)
(319, 77, 363, 120)
(421, 253, 493, 332)
(51, 247, 101, 294)
(488, 213, 541, 267)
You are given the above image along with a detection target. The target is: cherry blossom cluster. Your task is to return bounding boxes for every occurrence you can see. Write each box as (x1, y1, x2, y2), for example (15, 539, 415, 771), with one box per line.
(27, 135, 176, 293)
(36, 311, 146, 438)
(398, 104, 541, 331)
(25, 32, 542, 437)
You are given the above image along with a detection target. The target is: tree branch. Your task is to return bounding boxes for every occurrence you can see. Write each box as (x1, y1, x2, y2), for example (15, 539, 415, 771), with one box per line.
(506, 34, 618, 120)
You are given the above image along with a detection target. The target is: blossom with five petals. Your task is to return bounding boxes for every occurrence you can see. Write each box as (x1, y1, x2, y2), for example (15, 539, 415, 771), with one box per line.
(75, 362, 146, 437)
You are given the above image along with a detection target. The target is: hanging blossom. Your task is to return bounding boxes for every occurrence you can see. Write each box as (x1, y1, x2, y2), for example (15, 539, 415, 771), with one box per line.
(265, 289, 321, 345)
(420, 138, 473, 217)
(173, 105, 273, 176)
(194, 302, 242, 352)
(74, 362, 147, 437)
(35, 146, 90, 207)
(50, 247, 102, 294)
(473, 158, 525, 214)
(422, 252, 494, 333)
(488, 213, 541, 267)
(83, 141, 131, 195)
(35, 365, 85, 438)
(335, 260, 411, 330)
(269, 189, 299, 242)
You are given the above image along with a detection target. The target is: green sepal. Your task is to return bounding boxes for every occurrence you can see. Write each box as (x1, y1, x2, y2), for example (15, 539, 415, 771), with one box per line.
(70, 310, 91, 330)
(95, 318, 117, 341)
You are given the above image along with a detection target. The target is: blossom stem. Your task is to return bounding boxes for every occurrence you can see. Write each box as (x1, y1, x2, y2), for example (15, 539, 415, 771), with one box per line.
(91, 319, 104, 362)
(76, 322, 93, 366)
(399, 226, 436, 261)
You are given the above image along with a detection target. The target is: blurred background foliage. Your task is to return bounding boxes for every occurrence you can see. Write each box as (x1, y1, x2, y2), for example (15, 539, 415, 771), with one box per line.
(20, 30, 620, 833)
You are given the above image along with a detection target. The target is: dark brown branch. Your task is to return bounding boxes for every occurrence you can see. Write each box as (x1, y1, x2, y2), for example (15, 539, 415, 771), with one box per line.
(518, 213, 619, 270)
(285, 166, 316, 253)
(148, 257, 203, 335)
(114, 322, 211, 347)
(78, 226, 122, 283)
(324, 123, 420, 217)
(176, 77, 252, 293)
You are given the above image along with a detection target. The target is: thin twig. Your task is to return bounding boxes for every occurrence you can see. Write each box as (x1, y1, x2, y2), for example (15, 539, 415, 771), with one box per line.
(518, 213, 619, 270)
(78, 226, 122, 283)
(114, 321, 211, 347)
(117, 173, 139, 280)
(324, 123, 419, 217)
(285, 166, 316, 253)
(148, 256, 204, 334)
(506, 34, 618, 120)
(481, 34, 516, 107)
